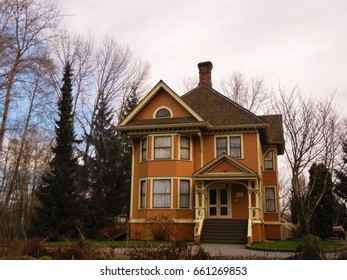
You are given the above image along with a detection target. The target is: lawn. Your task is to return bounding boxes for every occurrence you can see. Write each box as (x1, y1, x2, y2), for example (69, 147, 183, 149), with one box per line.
(45, 239, 174, 248)
(250, 239, 345, 251)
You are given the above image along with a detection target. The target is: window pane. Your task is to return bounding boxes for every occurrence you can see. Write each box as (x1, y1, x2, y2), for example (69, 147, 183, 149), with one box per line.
(155, 108, 171, 118)
(230, 136, 241, 158)
(264, 151, 274, 170)
(220, 207, 228, 216)
(220, 189, 228, 205)
(153, 180, 171, 208)
(216, 137, 227, 156)
(265, 188, 275, 212)
(141, 138, 147, 161)
(140, 181, 146, 208)
(180, 137, 190, 160)
(209, 189, 217, 204)
(154, 136, 172, 159)
(209, 207, 217, 216)
(180, 180, 190, 208)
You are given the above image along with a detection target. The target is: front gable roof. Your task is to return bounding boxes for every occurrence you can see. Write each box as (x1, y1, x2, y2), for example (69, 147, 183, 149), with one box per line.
(118, 80, 205, 128)
(193, 153, 259, 179)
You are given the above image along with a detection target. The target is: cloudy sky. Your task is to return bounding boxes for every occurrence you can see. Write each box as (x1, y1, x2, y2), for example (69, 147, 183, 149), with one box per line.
(61, 0, 347, 111)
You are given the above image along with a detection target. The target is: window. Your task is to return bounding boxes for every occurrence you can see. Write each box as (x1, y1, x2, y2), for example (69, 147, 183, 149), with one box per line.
(153, 179, 171, 208)
(140, 180, 146, 208)
(230, 136, 241, 158)
(216, 136, 242, 158)
(264, 150, 274, 170)
(216, 137, 227, 156)
(141, 138, 147, 161)
(179, 180, 190, 208)
(155, 108, 171, 118)
(180, 136, 190, 160)
(265, 188, 276, 212)
(154, 136, 172, 159)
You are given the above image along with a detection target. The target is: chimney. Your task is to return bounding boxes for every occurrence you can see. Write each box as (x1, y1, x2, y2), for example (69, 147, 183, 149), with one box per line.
(198, 61, 213, 87)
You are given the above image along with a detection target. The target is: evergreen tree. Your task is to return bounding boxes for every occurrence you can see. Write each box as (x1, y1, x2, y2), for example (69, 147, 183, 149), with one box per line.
(116, 89, 140, 215)
(31, 62, 81, 240)
(84, 94, 122, 237)
(335, 141, 347, 202)
(308, 163, 336, 239)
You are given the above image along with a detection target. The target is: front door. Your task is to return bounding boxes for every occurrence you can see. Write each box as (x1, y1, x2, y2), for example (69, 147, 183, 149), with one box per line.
(207, 187, 231, 218)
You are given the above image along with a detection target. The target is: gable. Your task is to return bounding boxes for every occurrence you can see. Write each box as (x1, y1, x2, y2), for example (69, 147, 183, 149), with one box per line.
(193, 153, 259, 179)
(206, 160, 245, 174)
(133, 88, 192, 121)
(118, 80, 204, 127)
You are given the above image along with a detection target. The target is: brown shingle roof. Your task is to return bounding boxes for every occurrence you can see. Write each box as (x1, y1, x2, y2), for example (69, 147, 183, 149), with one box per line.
(182, 84, 285, 154)
(182, 85, 265, 126)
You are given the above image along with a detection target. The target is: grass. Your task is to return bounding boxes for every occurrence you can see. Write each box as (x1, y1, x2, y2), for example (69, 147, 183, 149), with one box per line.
(250, 238, 345, 251)
(45, 239, 174, 248)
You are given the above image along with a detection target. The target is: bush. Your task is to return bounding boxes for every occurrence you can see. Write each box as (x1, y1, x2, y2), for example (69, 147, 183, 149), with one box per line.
(144, 215, 178, 241)
(127, 241, 211, 260)
(293, 235, 325, 260)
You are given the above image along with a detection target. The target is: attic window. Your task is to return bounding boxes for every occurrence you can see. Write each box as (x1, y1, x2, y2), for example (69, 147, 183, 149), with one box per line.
(155, 108, 171, 118)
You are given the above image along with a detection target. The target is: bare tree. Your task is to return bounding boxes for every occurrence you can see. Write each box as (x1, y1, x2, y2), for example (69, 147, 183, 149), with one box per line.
(80, 37, 150, 160)
(220, 71, 269, 114)
(182, 76, 198, 92)
(0, 0, 61, 151)
(272, 86, 345, 235)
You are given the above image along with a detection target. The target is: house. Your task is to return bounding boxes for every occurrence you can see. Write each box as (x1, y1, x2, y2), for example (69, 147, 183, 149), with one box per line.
(117, 61, 287, 243)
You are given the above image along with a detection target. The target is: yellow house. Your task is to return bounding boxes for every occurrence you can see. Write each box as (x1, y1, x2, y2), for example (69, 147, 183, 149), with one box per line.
(117, 61, 286, 243)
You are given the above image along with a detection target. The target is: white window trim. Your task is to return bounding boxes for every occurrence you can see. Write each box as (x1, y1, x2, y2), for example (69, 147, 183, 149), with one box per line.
(214, 134, 243, 159)
(178, 178, 192, 209)
(150, 178, 173, 209)
(139, 179, 147, 209)
(264, 149, 276, 171)
(179, 135, 192, 161)
(140, 137, 147, 162)
(153, 135, 173, 160)
(264, 186, 277, 213)
(153, 106, 173, 118)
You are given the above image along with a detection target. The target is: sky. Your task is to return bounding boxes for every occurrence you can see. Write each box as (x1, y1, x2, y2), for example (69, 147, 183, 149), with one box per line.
(61, 0, 347, 112)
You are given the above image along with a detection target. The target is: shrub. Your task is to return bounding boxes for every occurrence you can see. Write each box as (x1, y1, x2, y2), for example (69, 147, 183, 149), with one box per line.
(293, 235, 325, 260)
(127, 241, 211, 260)
(144, 215, 178, 241)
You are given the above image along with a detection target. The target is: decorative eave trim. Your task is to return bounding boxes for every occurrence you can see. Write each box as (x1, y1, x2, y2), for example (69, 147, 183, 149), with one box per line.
(193, 174, 259, 180)
(117, 122, 209, 136)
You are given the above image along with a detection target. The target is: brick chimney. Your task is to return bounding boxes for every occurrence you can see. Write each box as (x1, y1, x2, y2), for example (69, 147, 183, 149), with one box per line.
(198, 61, 213, 87)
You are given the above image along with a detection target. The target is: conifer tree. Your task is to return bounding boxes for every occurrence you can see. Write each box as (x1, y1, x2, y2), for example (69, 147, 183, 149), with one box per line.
(335, 142, 347, 202)
(31, 62, 81, 240)
(309, 163, 336, 239)
(84, 93, 122, 237)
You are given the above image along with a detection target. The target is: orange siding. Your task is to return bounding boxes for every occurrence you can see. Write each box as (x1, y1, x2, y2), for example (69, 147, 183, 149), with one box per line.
(231, 184, 248, 219)
(264, 224, 282, 240)
(134, 89, 192, 120)
(207, 161, 243, 173)
(240, 133, 258, 172)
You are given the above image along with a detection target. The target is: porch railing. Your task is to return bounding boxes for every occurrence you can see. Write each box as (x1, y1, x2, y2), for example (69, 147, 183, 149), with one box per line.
(194, 208, 205, 243)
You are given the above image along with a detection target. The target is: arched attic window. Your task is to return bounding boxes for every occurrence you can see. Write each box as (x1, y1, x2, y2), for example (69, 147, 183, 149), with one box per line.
(155, 108, 172, 118)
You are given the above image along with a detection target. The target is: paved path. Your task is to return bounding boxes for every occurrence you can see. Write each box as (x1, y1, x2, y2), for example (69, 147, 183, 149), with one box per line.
(195, 238, 347, 259)
(194, 243, 293, 259)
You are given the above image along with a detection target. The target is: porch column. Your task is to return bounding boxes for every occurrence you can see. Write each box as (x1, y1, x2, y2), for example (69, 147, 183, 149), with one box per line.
(194, 181, 205, 220)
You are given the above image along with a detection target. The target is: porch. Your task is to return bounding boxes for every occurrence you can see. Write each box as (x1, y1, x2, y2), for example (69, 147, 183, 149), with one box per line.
(193, 179, 262, 244)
